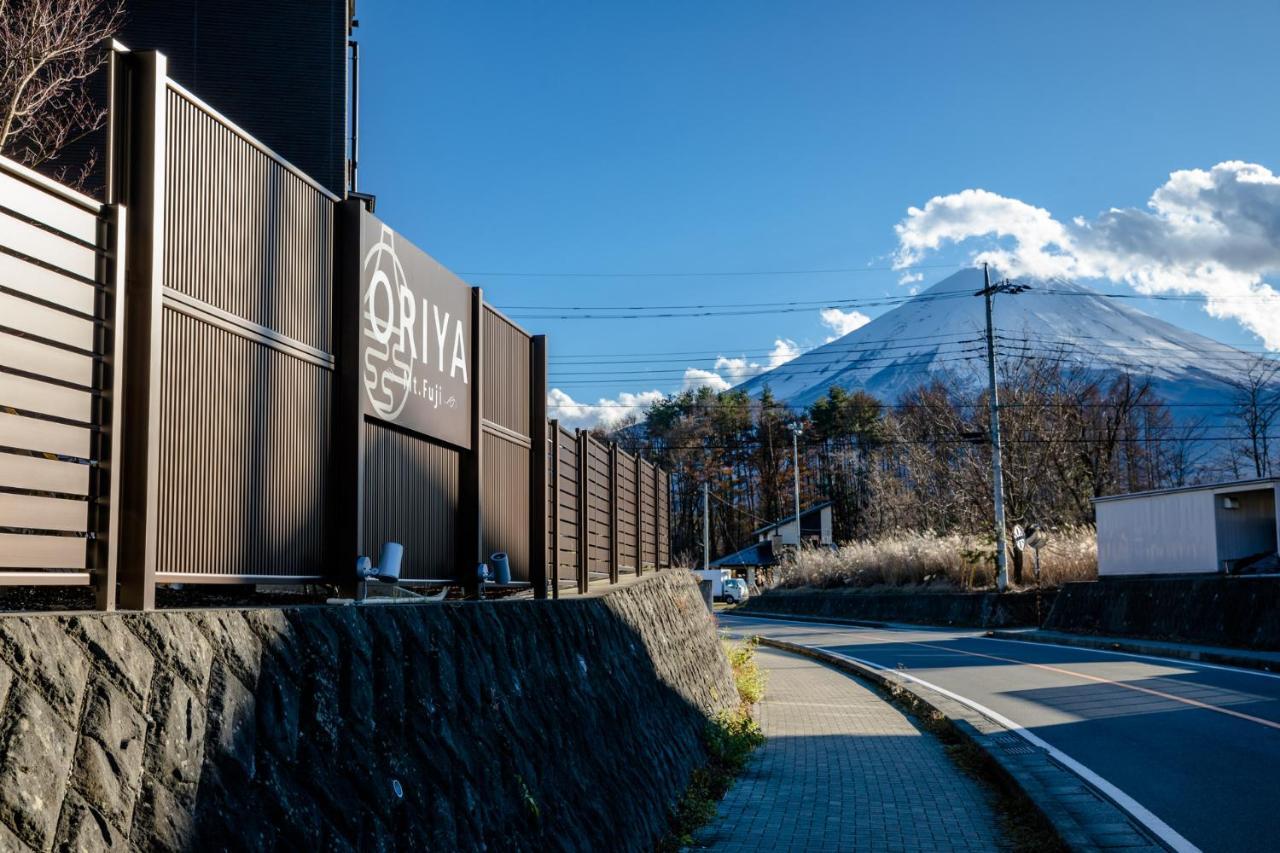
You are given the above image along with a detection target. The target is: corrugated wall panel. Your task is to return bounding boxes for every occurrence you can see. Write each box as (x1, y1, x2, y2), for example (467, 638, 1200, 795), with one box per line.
(482, 308, 530, 436)
(483, 431, 530, 582)
(164, 87, 334, 353)
(364, 421, 461, 581)
(156, 309, 330, 577)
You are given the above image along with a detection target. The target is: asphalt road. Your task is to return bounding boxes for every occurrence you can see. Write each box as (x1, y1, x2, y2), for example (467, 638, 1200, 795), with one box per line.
(720, 613, 1280, 853)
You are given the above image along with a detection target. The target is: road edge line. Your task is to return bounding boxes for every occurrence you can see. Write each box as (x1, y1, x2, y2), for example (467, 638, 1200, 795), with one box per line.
(987, 629, 1280, 677)
(753, 636, 1192, 853)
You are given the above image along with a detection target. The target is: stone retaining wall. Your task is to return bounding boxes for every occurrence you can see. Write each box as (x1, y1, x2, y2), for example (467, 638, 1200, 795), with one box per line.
(740, 587, 1055, 628)
(0, 571, 734, 851)
(1045, 575, 1280, 649)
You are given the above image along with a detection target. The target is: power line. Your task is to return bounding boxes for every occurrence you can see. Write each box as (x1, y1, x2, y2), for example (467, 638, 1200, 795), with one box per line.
(548, 347, 987, 379)
(460, 262, 965, 279)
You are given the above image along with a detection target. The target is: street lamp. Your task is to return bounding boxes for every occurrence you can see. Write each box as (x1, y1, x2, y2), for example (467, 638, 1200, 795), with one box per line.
(788, 422, 802, 545)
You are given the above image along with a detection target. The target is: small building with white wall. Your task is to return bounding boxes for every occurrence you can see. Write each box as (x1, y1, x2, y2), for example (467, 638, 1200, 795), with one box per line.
(752, 501, 834, 549)
(1093, 478, 1280, 576)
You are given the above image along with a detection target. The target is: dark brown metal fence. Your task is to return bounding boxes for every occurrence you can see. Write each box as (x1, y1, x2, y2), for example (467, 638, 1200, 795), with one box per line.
(0, 156, 125, 607)
(545, 422, 671, 597)
(0, 44, 670, 609)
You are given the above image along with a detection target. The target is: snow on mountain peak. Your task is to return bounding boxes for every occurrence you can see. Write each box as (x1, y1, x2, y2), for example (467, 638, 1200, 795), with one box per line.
(736, 268, 1255, 411)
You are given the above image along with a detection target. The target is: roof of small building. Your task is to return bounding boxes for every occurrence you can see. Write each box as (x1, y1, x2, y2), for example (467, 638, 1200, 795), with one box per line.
(751, 501, 833, 536)
(1091, 476, 1280, 504)
(710, 540, 776, 568)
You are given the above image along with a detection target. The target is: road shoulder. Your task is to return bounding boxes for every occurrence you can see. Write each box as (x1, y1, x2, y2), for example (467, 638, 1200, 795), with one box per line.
(754, 637, 1166, 853)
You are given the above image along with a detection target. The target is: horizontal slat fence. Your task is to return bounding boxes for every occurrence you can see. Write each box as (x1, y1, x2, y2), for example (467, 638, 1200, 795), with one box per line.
(546, 423, 672, 597)
(0, 155, 124, 605)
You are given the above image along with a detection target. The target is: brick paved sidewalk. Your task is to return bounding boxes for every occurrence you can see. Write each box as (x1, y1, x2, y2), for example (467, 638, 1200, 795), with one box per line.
(695, 647, 1008, 852)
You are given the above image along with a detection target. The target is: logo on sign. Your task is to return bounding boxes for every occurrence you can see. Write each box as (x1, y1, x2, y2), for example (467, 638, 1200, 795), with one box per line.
(362, 225, 469, 421)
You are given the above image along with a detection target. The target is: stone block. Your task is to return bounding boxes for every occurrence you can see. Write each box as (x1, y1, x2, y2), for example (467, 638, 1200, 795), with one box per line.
(71, 679, 147, 828)
(65, 616, 155, 709)
(0, 684, 76, 849)
(0, 617, 89, 724)
(205, 663, 256, 780)
(147, 673, 207, 792)
(125, 614, 213, 694)
(52, 789, 127, 852)
(129, 780, 193, 853)
(0, 662, 11, 715)
(190, 611, 263, 689)
(0, 813, 32, 852)
(255, 653, 301, 762)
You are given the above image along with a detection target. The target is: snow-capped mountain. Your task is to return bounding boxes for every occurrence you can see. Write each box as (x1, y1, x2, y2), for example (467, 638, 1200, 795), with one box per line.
(736, 267, 1255, 412)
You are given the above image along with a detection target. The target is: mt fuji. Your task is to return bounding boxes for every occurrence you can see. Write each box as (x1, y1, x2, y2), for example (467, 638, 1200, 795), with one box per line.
(736, 268, 1255, 415)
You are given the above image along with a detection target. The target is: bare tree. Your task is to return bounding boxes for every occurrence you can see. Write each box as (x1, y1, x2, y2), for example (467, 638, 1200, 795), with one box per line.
(1226, 355, 1280, 478)
(0, 0, 123, 179)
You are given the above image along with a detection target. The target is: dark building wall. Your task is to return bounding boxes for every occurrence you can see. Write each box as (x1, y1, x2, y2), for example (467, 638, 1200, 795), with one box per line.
(121, 0, 349, 196)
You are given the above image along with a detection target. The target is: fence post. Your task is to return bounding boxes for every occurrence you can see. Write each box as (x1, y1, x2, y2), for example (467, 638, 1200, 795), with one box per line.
(116, 50, 168, 611)
(576, 430, 589, 594)
(88, 205, 128, 610)
(633, 453, 643, 575)
(529, 336, 548, 599)
(609, 444, 620, 584)
(549, 421, 561, 598)
(331, 198, 367, 596)
(653, 463, 661, 572)
(463, 288, 485, 597)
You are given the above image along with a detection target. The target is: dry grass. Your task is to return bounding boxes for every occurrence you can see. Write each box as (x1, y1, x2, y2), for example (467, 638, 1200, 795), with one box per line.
(779, 527, 1097, 591)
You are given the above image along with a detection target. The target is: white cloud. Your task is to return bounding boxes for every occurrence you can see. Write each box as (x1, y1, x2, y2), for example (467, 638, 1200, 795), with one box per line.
(681, 368, 732, 392)
(768, 338, 802, 367)
(898, 271, 924, 286)
(819, 307, 871, 342)
(684, 338, 800, 390)
(547, 387, 665, 431)
(552, 338, 804, 428)
(892, 161, 1280, 349)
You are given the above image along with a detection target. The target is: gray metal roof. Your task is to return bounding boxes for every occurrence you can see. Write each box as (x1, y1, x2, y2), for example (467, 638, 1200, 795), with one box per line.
(710, 540, 776, 568)
(1091, 477, 1280, 504)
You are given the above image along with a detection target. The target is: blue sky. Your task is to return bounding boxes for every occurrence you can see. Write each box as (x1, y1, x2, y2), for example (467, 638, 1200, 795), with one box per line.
(357, 1, 1280, 422)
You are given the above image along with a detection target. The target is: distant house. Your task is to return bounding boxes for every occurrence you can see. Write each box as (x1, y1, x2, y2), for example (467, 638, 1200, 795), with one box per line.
(710, 540, 775, 571)
(1093, 478, 1280, 576)
(752, 502, 834, 549)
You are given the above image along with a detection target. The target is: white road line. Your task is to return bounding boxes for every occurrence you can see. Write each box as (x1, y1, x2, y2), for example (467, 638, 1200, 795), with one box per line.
(721, 615, 1203, 852)
(817, 645, 1201, 853)
(722, 613, 1280, 682)
(978, 635, 1280, 682)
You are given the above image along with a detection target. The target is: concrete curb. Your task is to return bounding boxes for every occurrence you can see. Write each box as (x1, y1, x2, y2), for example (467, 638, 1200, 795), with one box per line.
(752, 636, 1165, 853)
(988, 629, 1280, 673)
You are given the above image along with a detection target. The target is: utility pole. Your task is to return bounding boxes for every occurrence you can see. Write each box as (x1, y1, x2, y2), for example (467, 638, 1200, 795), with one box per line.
(702, 481, 710, 569)
(789, 422, 803, 545)
(976, 263, 1028, 592)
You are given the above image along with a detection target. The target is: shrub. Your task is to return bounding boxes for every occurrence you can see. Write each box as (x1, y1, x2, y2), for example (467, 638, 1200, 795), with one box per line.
(778, 526, 1097, 591)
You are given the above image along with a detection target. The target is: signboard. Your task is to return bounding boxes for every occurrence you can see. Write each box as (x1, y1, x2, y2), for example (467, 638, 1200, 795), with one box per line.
(359, 211, 472, 449)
